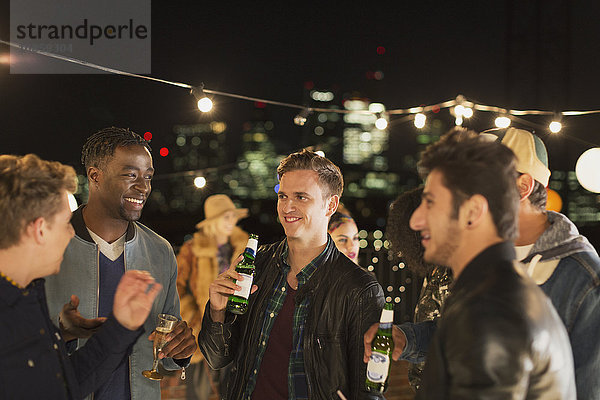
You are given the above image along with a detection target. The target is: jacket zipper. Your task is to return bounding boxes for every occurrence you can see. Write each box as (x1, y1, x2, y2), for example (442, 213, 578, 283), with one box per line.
(91, 244, 100, 400)
(124, 242, 134, 400)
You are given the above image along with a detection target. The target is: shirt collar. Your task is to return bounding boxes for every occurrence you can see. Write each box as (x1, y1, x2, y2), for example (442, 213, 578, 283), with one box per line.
(280, 235, 333, 285)
(0, 275, 45, 306)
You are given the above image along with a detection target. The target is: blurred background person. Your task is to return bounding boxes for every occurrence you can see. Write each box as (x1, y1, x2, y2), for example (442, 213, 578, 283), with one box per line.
(386, 186, 453, 392)
(176, 194, 249, 400)
(328, 204, 360, 265)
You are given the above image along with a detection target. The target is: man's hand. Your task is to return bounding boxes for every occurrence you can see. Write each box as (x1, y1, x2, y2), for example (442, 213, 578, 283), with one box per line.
(113, 270, 162, 331)
(208, 255, 258, 323)
(59, 295, 107, 342)
(148, 320, 197, 360)
(363, 323, 407, 363)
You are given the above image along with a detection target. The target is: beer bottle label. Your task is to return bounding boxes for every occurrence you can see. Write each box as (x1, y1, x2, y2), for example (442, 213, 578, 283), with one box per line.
(234, 273, 253, 299)
(366, 353, 390, 383)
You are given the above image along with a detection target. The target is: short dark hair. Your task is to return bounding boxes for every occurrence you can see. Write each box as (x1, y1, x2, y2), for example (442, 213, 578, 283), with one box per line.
(277, 149, 343, 198)
(81, 127, 151, 170)
(418, 128, 520, 241)
(0, 154, 77, 249)
(387, 187, 437, 277)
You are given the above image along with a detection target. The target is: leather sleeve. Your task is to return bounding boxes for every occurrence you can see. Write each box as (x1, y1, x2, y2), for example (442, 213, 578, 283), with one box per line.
(418, 300, 533, 399)
(347, 281, 385, 400)
(197, 301, 238, 370)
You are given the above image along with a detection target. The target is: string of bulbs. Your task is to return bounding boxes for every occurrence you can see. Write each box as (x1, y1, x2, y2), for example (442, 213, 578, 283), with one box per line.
(3, 39, 600, 139)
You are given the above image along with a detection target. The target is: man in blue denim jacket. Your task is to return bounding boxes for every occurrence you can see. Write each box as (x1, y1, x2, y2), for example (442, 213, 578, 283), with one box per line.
(366, 128, 600, 399)
(45, 127, 197, 400)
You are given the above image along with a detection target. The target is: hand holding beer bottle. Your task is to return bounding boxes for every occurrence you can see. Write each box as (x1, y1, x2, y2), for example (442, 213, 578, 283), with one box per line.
(208, 234, 259, 322)
(365, 303, 394, 393)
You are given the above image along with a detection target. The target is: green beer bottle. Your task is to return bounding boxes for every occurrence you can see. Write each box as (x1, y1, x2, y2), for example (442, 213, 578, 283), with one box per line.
(226, 234, 259, 315)
(365, 302, 394, 393)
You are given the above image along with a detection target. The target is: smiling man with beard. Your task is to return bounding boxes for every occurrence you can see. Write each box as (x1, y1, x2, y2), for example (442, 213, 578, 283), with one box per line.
(45, 127, 196, 400)
(366, 129, 576, 398)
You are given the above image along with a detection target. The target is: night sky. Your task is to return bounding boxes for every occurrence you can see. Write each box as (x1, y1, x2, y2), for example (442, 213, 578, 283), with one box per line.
(2, 1, 600, 244)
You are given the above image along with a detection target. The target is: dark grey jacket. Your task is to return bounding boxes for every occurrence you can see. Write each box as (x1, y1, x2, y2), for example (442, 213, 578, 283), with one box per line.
(198, 238, 385, 399)
(417, 241, 576, 399)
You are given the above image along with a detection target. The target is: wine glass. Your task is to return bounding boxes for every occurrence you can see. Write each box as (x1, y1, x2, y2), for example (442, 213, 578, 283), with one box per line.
(142, 313, 178, 380)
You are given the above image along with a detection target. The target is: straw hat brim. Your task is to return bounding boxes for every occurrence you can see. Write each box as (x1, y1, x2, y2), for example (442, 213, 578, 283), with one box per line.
(195, 208, 249, 229)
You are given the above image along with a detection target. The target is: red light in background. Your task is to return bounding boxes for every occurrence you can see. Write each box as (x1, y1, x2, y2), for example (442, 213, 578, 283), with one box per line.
(432, 105, 441, 113)
(304, 81, 314, 90)
(159, 147, 169, 157)
(365, 70, 375, 80)
(144, 131, 152, 141)
(376, 46, 386, 55)
(255, 101, 266, 108)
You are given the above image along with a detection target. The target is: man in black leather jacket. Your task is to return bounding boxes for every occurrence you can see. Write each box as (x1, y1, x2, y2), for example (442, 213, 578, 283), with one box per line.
(198, 149, 384, 400)
(367, 129, 576, 398)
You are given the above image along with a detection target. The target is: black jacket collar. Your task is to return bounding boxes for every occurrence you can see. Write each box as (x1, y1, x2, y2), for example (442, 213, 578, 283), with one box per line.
(71, 204, 135, 243)
(453, 241, 516, 292)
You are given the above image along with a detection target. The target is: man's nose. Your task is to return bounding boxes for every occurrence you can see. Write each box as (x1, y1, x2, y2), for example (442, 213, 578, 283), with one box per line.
(409, 203, 425, 231)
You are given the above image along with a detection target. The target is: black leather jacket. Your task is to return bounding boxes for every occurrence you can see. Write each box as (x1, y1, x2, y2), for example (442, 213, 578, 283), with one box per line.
(417, 242, 576, 399)
(198, 238, 385, 399)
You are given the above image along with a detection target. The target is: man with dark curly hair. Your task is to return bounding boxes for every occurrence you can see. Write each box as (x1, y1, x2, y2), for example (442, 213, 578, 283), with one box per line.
(386, 187, 452, 391)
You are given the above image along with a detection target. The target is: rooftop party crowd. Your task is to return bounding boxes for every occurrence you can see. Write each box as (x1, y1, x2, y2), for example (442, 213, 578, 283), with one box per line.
(0, 126, 598, 400)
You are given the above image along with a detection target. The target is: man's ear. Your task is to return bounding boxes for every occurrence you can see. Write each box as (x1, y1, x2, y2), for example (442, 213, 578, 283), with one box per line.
(326, 195, 339, 217)
(25, 217, 47, 245)
(462, 194, 489, 229)
(516, 173, 535, 201)
(88, 166, 100, 187)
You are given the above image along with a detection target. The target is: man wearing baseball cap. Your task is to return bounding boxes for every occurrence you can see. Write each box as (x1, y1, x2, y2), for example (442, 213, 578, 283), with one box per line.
(365, 128, 600, 399)
(490, 127, 600, 399)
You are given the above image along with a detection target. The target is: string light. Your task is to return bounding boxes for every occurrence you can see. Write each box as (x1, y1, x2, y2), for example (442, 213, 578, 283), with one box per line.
(549, 120, 563, 134)
(375, 113, 388, 130)
(194, 176, 207, 188)
(191, 85, 213, 112)
(414, 113, 426, 129)
(294, 108, 311, 126)
(2, 39, 600, 145)
(495, 115, 511, 129)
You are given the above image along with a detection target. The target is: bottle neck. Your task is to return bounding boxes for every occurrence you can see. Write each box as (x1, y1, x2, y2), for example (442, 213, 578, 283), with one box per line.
(378, 322, 393, 336)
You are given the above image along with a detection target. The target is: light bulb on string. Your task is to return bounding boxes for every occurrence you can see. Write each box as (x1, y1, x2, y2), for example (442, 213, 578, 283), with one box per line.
(414, 113, 426, 129)
(455, 116, 463, 126)
(194, 176, 207, 189)
(495, 115, 511, 128)
(375, 113, 388, 130)
(549, 121, 562, 133)
(463, 107, 473, 118)
(191, 84, 213, 112)
(294, 108, 311, 126)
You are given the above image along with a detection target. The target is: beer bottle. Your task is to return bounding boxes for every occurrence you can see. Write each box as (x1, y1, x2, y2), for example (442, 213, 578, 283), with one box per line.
(365, 302, 394, 393)
(226, 234, 259, 315)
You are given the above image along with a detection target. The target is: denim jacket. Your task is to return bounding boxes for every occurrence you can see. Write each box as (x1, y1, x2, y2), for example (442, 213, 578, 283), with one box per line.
(44, 205, 185, 400)
(400, 211, 600, 399)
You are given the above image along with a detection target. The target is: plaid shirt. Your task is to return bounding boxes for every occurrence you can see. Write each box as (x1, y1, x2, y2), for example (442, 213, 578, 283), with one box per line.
(244, 237, 332, 400)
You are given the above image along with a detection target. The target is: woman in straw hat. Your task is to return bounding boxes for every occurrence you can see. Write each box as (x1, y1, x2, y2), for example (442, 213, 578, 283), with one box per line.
(176, 194, 249, 399)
